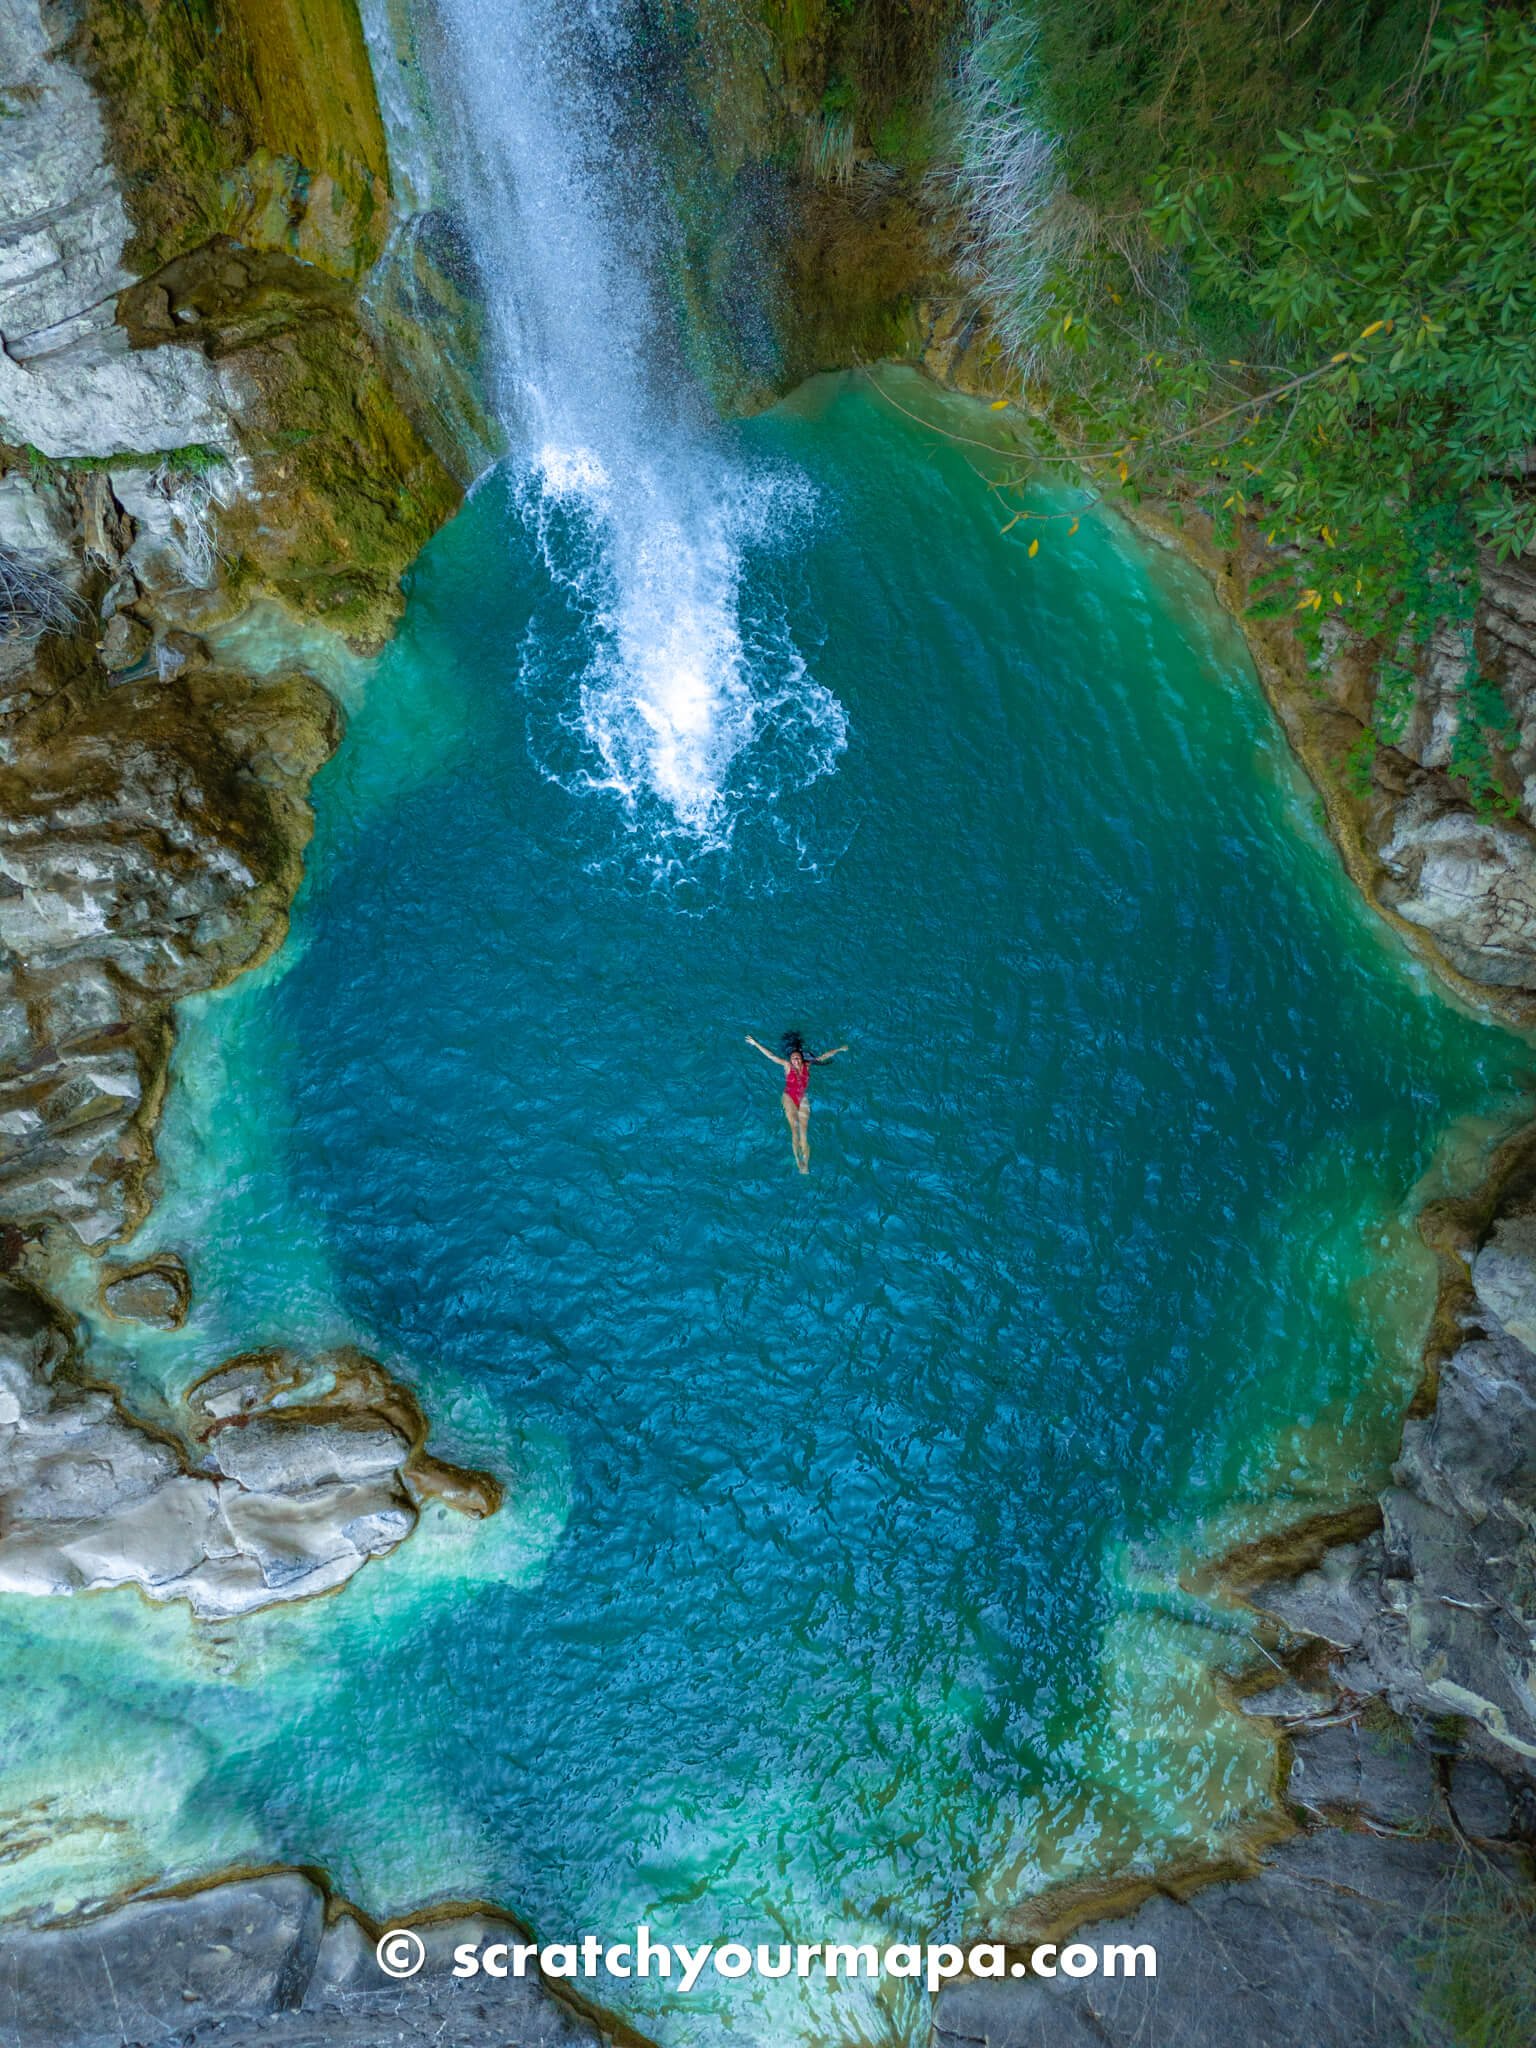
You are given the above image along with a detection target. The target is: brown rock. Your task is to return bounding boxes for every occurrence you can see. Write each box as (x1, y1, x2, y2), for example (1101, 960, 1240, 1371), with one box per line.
(100, 1252, 191, 1329)
(98, 610, 152, 672)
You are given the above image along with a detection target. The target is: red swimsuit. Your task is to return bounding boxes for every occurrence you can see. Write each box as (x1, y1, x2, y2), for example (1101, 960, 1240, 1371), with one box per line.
(784, 1061, 809, 1107)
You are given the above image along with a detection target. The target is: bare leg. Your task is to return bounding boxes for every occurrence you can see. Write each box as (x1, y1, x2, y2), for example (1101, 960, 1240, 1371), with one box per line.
(794, 1099, 811, 1173)
(783, 1093, 803, 1172)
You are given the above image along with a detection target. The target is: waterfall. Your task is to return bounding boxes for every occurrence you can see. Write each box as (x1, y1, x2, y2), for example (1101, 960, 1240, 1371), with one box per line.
(422, 0, 843, 843)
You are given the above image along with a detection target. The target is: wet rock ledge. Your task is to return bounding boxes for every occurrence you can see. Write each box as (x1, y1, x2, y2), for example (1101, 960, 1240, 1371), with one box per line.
(0, 1280, 498, 1615)
(0, 1872, 626, 2048)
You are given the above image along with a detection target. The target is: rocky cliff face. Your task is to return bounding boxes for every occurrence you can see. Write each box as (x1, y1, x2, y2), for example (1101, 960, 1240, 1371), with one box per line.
(0, 0, 492, 1631)
(1203, 518, 1536, 1016)
(1, 0, 458, 642)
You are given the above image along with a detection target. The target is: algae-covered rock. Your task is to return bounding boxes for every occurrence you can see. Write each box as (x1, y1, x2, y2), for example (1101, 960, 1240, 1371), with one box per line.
(3, 0, 460, 638)
(74, 0, 391, 283)
(96, 608, 150, 671)
(121, 240, 458, 642)
(100, 1252, 191, 1328)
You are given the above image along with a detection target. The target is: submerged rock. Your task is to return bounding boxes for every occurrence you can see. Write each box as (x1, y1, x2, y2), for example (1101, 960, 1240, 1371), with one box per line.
(99, 1252, 191, 1329)
(0, 1284, 498, 1619)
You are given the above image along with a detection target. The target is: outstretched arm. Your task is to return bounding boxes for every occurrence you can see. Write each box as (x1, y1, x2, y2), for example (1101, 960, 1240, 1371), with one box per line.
(745, 1034, 789, 1069)
(813, 1045, 849, 1063)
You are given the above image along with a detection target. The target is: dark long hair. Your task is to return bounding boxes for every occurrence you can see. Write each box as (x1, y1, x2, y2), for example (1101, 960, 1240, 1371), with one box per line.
(780, 1029, 811, 1065)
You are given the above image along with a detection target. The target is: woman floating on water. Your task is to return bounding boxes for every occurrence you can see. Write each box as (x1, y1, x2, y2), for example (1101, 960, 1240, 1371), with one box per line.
(745, 1030, 848, 1174)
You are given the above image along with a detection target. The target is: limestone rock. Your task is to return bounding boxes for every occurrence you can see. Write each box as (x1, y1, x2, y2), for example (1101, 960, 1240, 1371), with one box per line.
(1284, 1717, 1438, 1829)
(0, 473, 76, 569)
(1470, 1215, 1536, 1355)
(0, 1874, 325, 2047)
(1446, 1757, 1519, 1839)
(0, 1284, 500, 1619)
(0, 328, 235, 464)
(934, 1831, 1526, 2048)
(1376, 785, 1536, 991)
(0, 658, 338, 1242)
(1251, 1187, 1536, 1767)
(1253, 1536, 1383, 1652)
(29, 958, 125, 1050)
(0, 2, 237, 459)
(0, 1877, 607, 2048)
(100, 1252, 190, 1329)
(209, 1415, 410, 1494)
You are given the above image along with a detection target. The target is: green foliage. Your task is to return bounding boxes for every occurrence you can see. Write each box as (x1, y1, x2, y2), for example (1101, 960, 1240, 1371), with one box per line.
(1408, 1862, 1536, 2048)
(158, 443, 230, 477)
(19, 442, 228, 478)
(1372, 654, 1416, 745)
(1344, 726, 1378, 798)
(1019, 0, 1427, 227)
(963, 2, 1536, 780)
(1448, 669, 1519, 818)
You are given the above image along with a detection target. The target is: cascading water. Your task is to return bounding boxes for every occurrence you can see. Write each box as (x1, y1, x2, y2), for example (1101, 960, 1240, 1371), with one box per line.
(425, 0, 844, 842)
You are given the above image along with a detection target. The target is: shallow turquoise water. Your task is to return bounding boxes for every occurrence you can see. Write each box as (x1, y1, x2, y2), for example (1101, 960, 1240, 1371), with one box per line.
(6, 373, 1527, 2045)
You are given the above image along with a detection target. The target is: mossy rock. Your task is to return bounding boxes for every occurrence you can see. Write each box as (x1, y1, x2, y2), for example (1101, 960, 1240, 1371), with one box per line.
(120, 241, 460, 645)
(74, 0, 390, 282)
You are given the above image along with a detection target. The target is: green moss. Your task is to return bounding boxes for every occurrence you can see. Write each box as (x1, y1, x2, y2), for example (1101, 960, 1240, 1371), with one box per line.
(73, 0, 390, 281)
(119, 241, 458, 645)
(19, 442, 229, 479)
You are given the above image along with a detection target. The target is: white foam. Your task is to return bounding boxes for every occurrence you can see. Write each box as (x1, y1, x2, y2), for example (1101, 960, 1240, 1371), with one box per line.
(427, 0, 844, 847)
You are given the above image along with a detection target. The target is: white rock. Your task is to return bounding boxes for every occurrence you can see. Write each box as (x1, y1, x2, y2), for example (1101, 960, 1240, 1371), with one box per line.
(0, 326, 235, 460)
(0, 2, 237, 458)
(210, 1417, 411, 1493)
(0, 471, 76, 565)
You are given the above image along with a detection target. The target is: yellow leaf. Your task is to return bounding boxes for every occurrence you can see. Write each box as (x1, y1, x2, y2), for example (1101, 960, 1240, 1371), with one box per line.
(1266, 530, 1277, 544)
(1332, 590, 1343, 604)
(1295, 589, 1320, 611)
(990, 399, 1008, 410)
(1028, 537, 1040, 558)
(1118, 461, 1129, 483)
(1227, 358, 1243, 367)
(1109, 291, 1122, 304)
(1354, 578, 1362, 593)
(1068, 518, 1080, 536)
(1360, 320, 1385, 339)
(1330, 351, 1348, 364)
